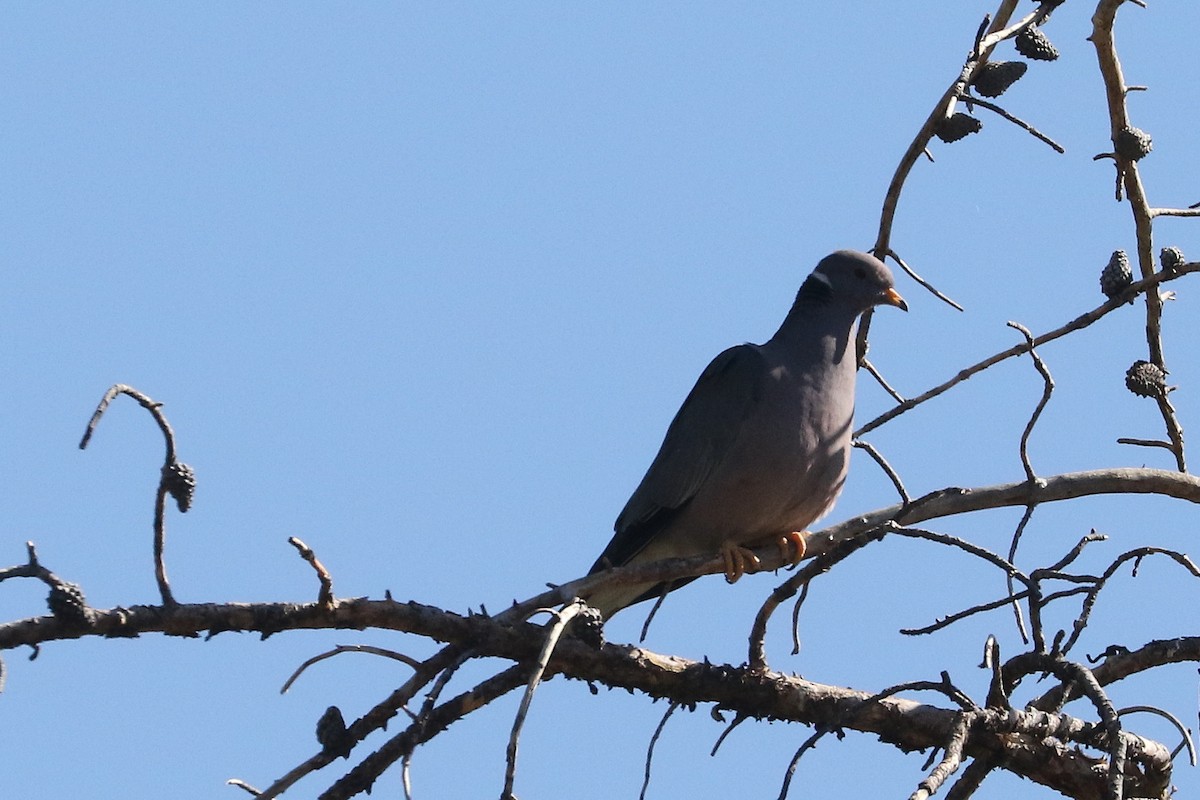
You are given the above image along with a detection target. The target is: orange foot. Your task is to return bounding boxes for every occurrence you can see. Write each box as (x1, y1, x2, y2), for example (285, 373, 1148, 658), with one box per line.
(719, 541, 761, 584)
(777, 531, 807, 567)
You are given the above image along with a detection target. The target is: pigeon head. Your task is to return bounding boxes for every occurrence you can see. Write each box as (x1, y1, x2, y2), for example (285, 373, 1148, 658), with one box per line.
(797, 250, 908, 315)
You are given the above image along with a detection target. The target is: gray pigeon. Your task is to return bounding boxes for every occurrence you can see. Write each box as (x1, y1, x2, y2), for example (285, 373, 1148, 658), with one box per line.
(586, 250, 906, 619)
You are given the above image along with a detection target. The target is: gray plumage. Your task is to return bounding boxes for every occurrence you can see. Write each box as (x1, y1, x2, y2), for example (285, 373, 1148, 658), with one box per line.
(586, 250, 906, 618)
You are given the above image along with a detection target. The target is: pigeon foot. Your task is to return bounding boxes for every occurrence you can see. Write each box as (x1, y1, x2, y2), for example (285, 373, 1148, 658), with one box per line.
(720, 541, 761, 583)
(777, 531, 807, 566)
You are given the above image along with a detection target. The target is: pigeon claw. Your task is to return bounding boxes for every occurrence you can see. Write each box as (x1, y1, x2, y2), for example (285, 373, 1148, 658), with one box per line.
(720, 542, 761, 583)
(777, 532, 807, 567)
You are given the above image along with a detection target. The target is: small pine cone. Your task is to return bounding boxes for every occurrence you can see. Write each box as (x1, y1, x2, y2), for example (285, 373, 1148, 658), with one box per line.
(1125, 360, 1167, 399)
(1160, 246, 1186, 272)
(972, 61, 1028, 98)
(1114, 125, 1153, 161)
(1015, 26, 1060, 61)
(572, 604, 606, 649)
(47, 580, 91, 626)
(1099, 250, 1133, 299)
(316, 706, 353, 759)
(935, 113, 983, 143)
(162, 461, 196, 512)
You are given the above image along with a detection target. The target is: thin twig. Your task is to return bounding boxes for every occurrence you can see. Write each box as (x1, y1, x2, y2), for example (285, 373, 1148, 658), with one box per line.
(888, 249, 965, 312)
(866, 672, 977, 713)
(289, 537, 335, 609)
(79, 384, 178, 461)
(892, 526, 1029, 586)
(0, 542, 52, 585)
(1149, 207, 1200, 218)
(640, 702, 679, 800)
(502, 602, 585, 800)
(1118, 706, 1197, 766)
(1062, 546, 1200, 656)
(861, 358, 906, 404)
(226, 779, 262, 796)
(151, 484, 175, 606)
(1117, 437, 1174, 450)
(1005, 505, 1036, 645)
(709, 712, 748, 756)
(944, 758, 996, 800)
(911, 712, 973, 800)
(957, 91, 1065, 153)
(401, 756, 413, 800)
(777, 728, 829, 800)
(1003, 322, 1055, 647)
(982, 636, 1009, 710)
(853, 439, 911, 505)
(640, 590, 669, 643)
(789, 580, 809, 656)
(901, 585, 1092, 638)
(901, 590, 1032, 637)
(280, 645, 423, 696)
(855, 262, 1200, 436)
(748, 528, 889, 669)
(1007, 322, 1055, 485)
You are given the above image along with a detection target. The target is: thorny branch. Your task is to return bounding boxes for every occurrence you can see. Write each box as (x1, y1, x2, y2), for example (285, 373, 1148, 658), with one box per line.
(5, 453, 1198, 797)
(0, 589, 1184, 799)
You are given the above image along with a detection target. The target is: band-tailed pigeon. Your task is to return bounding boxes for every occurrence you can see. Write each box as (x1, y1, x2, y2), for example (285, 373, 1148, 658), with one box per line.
(586, 250, 906, 619)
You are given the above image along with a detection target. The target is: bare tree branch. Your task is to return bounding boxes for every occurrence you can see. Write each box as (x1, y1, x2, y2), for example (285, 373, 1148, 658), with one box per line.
(1091, 0, 1188, 472)
(78, 384, 193, 607)
(856, 262, 1200, 436)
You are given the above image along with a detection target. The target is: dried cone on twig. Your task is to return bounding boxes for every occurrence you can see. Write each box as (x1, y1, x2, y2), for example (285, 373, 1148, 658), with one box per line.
(316, 706, 354, 759)
(971, 61, 1027, 98)
(47, 580, 91, 626)
(1160, 246, 1186, 272)
(1099, 250, 1133, 300)
(1015, 26, 1059, 61)
(935, 113, 983, 143)
(573, 604, 606, 649)
(162, 460, 197, 512)
(1125, 360, 1167, 399)
(1114, 125, 1153, 161)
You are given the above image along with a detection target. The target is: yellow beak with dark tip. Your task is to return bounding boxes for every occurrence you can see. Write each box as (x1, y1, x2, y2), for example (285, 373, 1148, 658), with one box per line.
(881, 287, 908, 311)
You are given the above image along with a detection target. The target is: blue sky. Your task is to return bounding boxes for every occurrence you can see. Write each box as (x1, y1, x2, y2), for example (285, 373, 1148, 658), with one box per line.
(3, 3, 1199, 798)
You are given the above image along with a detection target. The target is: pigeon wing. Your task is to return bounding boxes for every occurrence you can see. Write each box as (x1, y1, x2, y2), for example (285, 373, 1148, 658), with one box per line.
(593, 343, 768, 571)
